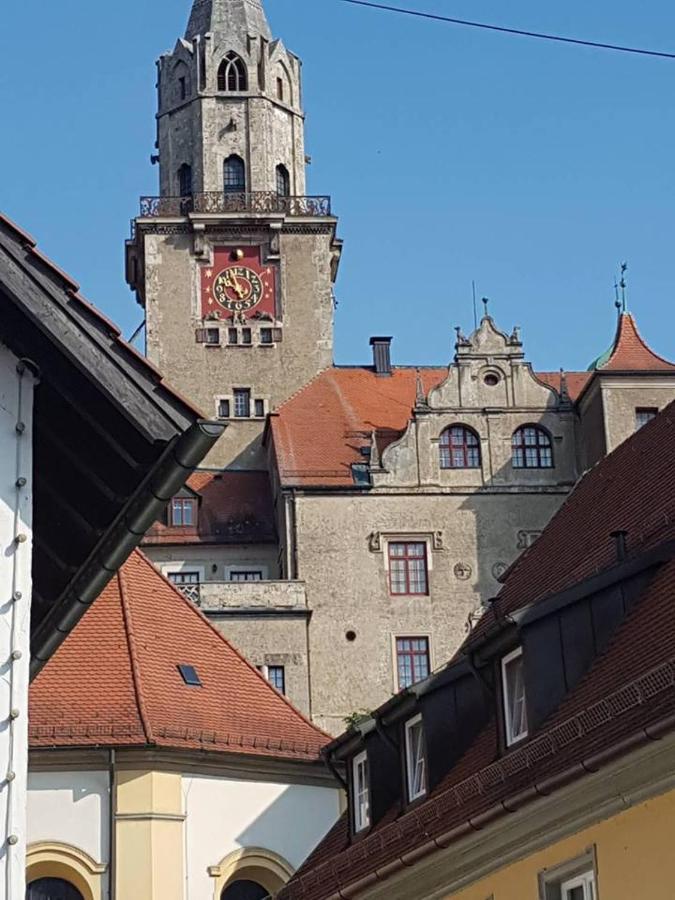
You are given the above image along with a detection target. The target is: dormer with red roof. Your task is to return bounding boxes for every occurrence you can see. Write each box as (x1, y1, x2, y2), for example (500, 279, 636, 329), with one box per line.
(579, 311, 675, 467)
(27, 550, 340, 900)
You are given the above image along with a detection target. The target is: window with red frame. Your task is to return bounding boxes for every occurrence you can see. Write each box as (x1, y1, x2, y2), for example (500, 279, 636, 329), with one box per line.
(512, 425, 553, 469)
(388, 542, 428, 595)
(169, 498, 196, 527)
(439, 425, 481, 469)
(396, 637, 430, 690)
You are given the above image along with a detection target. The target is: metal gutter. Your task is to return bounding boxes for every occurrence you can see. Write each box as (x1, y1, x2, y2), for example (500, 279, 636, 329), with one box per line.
(30, 419, 225, 677)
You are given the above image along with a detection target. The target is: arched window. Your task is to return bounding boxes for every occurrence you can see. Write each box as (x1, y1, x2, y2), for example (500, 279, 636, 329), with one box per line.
(218, 52, 248, 92)
(221, 881, 269, 900)
(178, 164, 192, 197)
(439, 426, 481, 469)
(27, 878, 84, 900)
(223, 155, 246, 194)
(276, 164, 290, 198)
(512, 425, 553, 469)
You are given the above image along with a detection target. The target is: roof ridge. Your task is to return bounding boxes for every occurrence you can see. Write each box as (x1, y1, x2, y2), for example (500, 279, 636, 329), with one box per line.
(131, 550, 332, 742)
(118, 564, 155, 744)
(274, 366, 334, 414)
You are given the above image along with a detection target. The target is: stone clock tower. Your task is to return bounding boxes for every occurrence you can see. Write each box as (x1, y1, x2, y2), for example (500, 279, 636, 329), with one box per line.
(126, 0, 342, 468)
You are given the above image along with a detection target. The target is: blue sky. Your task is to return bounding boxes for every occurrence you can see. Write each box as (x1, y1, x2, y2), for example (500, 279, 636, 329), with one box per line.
(2, 0, 675, 370)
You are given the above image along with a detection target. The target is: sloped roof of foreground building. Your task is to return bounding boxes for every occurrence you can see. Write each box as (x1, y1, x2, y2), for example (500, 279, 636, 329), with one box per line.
(0, 213, 224, 676)
(29, 549, 328, 762)
(278, 401, 675, 899)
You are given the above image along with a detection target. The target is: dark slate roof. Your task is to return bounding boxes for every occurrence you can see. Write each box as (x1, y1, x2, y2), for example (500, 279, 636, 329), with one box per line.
(0, 213, 224, 675)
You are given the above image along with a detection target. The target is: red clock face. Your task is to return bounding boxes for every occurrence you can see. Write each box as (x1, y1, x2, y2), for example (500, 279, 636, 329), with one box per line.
(201, 247, 276, 319)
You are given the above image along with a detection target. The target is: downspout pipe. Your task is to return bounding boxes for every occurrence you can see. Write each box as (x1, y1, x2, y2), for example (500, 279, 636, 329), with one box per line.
(109, 748, 116, 900)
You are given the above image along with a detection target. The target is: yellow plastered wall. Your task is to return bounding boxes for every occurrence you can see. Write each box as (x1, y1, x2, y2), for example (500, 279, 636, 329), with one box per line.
(115, 770, 184, 900)
(445, 788, 675, 900)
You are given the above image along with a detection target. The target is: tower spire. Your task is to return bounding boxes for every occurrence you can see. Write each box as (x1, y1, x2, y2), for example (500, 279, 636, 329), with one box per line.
(186, 0, 272, 42)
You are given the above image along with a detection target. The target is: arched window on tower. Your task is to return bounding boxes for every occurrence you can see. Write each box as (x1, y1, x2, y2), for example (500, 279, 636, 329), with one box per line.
(439, 426, 481, 469)
(27, 878, 84, 900)
(218, 52, 248, 92)
(221, 881, 269, 900)
(276, 164, 290, 198)
(224, 155, 246, 194)
(512, 424, 553, 469)
(178, 164, 193, 197)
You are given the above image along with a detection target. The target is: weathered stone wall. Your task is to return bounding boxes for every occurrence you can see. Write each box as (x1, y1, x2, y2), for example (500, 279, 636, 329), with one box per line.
(294, 489, 566, 734)
(600, 377, 675, 453)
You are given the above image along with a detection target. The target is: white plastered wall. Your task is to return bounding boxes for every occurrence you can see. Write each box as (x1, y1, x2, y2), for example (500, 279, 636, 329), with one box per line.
(0, 343, 34, 899)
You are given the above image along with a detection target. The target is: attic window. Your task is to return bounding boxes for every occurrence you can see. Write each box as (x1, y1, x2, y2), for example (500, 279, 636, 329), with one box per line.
(352, 750, 370, 833)
(177, 664, 202, 687)
(351, 464, 371, 486)
(635, 407, 658, 430)
(170, 498, 196, 527)
(404, 714, 427, 802)
(501, 647, 528, 746)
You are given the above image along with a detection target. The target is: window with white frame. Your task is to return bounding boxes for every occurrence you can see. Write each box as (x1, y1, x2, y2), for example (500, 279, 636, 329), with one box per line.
(501, 647, 528, 746)
(404, 714, 427, 802)
(352, 751, 370, 833)
(539, 851, 597, 900)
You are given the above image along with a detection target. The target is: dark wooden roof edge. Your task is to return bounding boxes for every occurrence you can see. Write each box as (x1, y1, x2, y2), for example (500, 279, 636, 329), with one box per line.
(30, 419, 225, 678)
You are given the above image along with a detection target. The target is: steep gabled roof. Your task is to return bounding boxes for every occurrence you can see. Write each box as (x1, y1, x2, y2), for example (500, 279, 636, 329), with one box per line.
(590, 312, 675, 372)
(143, 470, 276, 545)
(0, 213, 223, 675)
(29, 550, 328, 762)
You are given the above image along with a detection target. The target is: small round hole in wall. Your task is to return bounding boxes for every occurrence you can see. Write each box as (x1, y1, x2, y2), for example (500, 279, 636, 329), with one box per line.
(345, 630, 357, 642)
(484, 372, 500, 387)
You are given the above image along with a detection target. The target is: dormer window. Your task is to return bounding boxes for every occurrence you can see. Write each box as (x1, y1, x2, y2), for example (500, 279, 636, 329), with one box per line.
(512, 425, 553, 469)
(501, 647, 528, 746)
(352, 751, 370, 833)
(404, 714, 427, 802)
(169, 497, 196, 528)
(439, 425, 481, 469)
(218, 52, 248, 92)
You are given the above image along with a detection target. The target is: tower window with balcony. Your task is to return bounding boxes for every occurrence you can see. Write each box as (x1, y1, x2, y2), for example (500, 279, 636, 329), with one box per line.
(169, 498, 196, 527)
(512, 425, 553, 469)
(224, 155, 246, 194)
(178, 163, 192, 198)
(439, 425, 481, 469)
(218, 52, 248, 92)
(276, 164, 291, 198)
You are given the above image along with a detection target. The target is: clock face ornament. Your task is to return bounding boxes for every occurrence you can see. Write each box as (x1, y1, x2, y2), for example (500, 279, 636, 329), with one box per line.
(213, 265, 263, 312)
(201, 247, 276, 320)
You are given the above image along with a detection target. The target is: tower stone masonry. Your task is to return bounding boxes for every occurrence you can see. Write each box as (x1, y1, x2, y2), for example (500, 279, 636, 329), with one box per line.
(126, 0, 342, 469)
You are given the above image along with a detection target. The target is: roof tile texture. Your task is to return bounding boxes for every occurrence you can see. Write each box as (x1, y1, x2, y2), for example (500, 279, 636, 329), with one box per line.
(602, 313, 675, 371)
(30, 550, 328, 761)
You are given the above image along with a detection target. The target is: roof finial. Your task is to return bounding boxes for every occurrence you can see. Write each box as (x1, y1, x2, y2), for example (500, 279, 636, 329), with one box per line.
(620, 261, 628, 313)
(415, 368, 428, 408)
(482, 297, 490, 319)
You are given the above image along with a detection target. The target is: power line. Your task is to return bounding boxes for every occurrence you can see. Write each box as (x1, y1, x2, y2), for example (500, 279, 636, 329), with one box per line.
(336, 0, 675, 60)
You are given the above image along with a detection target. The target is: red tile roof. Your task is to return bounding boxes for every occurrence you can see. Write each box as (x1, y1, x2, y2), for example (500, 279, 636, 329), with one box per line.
(536, 370, 591, 402)
(598, 312, 675, 372)
(279, 402, 675, 899)
(29, 550, 328, 761)
(142, 470, 276, 545)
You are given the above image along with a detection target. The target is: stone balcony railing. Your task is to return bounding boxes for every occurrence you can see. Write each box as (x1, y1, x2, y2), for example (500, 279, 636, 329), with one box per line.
(196, 580, 308, 613)
(138, 192, 332, 219)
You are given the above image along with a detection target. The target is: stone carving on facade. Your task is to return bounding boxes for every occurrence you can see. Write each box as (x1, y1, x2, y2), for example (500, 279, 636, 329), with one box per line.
(492, 561, 508, 580)
(454, 562, 473, 581)
(517, 529, 543, 550)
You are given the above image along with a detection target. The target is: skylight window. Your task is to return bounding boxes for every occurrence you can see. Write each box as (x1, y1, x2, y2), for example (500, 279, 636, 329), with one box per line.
(177, 664, 202, 687)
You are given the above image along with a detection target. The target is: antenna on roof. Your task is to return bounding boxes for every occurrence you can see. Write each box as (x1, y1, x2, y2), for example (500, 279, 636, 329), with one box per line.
(620, 261, 628, 313)
(482, 297, 490, 318)
(472, 280, 478, 330)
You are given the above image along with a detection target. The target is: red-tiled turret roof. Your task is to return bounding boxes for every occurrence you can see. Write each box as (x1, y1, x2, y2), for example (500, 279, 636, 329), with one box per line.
(29, 550, 328, 761)
(596, 312, 675, 372)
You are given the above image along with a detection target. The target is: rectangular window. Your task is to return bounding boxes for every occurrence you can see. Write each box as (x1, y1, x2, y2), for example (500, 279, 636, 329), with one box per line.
(405, 715, 427, 802)
(388, 542, 428, 595)
(254, 399, 265, 418)
(179, 76, 187, 100)
(539, 853, 598, 900)
(635, 407, 658, 430)
(242, 327, 252, 345)
(233, 388, 251, 418)
(560, 873, 595, 900)
(396, 637, 430, 690)
(218, 399, 231, 419)
(205, 328, 220, 345)
(228, 328, 238, 345)
(267, 666, 286, 694)
(170, 498, 196, 527)
(230, 571, 263, 582)
(502, 647, 528, 746)
(352, 751, 370, 833)
(277, 77, 284, 100)
(260, 327, 273, 345)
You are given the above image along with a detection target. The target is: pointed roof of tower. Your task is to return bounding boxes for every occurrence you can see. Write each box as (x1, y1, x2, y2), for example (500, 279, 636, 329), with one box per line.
(185, 0, 272, 41)
(588, 312, 675, 372)
(29, 550, 328, 761)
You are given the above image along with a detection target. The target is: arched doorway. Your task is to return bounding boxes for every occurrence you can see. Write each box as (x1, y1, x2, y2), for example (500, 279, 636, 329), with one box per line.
(221, 880, 269, 900)
(27, 878, 84, 900)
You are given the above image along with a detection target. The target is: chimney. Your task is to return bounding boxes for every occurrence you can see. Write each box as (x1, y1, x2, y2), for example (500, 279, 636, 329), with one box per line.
(370, 336, 393, 376)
